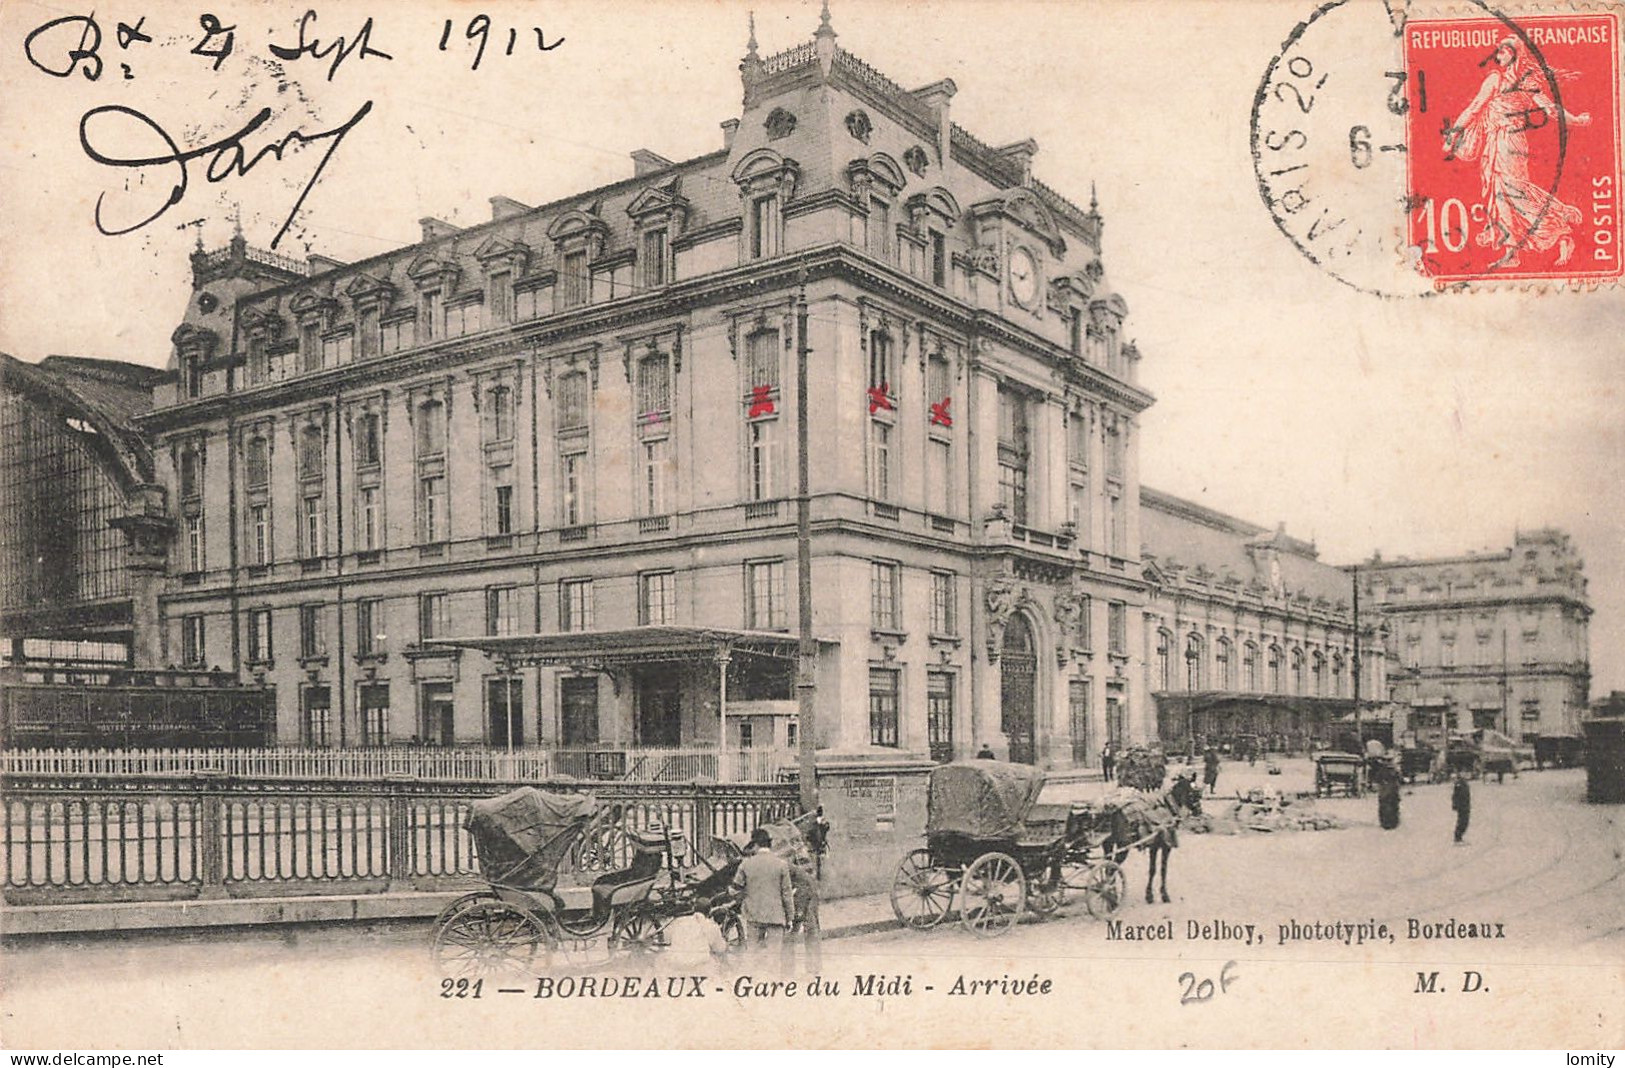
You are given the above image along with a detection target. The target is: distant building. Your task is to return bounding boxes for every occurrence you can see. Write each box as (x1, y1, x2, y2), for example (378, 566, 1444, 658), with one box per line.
(1138, 488, 1385, 753)
(1359, 530, 1592, 742)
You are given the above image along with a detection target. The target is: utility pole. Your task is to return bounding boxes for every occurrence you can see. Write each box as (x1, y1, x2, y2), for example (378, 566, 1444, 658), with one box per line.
(795, 276, 818, 813)
(1501, 627, 1510, 737)
(1351, 567, 1362, 750)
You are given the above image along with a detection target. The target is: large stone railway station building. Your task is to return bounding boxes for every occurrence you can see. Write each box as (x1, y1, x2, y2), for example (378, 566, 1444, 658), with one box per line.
(4, 8, 1585, 766)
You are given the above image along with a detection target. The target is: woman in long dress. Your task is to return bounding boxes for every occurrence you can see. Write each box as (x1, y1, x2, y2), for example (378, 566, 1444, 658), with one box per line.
(1445, 37, 1591, 268)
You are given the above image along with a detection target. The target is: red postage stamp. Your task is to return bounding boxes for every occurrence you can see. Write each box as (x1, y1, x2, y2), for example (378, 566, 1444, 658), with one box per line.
(1404, 12, 1623, 285)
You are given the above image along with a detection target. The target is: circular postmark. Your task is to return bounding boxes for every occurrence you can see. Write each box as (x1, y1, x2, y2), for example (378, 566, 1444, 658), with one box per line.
(1251, 0, 1584, 296)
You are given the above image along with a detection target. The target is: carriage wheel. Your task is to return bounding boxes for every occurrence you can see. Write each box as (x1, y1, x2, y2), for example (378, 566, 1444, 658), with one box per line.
(432, 900, 556, 977)
(889, 848, 955, 930)
(1080, 861, 1126, 919)
(432, 890, 501, 936)
(612, 908, 670, 958)
(1027, 877, 1065, 916)
(959, 852, 1026, 937)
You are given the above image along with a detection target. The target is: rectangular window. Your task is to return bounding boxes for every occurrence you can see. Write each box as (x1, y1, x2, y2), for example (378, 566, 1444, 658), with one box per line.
(445, 299, 484, 337)
(485, 387, 514, 443)
(1068, 412, 1090, 467)
(321, 332, 351, 366)
(746, 329, 779, 392)
(641, 438, 669, 516)
(419, 292, 439, 342)
(356, 414, 381, 467)
(747, 560, 786, 630)
(560, 579, 593, 632)
(486, 585, 518, 636)
(868, 331, 895, 395)
(1069, 308, 1084, 357)
(246, 336, 267, 384)
(247, 608, 273, 662)
(927, 671, 954, 762)
(301, 494, 323, 558)
(930, 571, 956, 635)
(419, 475, 446, 543)
(927, 439, 951, 516)
(299, 603, 325, 658)
(356, 599, 382, 655)
(869, 422, 893, 502)
(301, 322, 321, 372)
(1069, 479, 1090, 539)
(748, 419, 777, 501)
(1108, 602, 1126, 655)
(639, 571, 675, 626)
(560, 251, 587, 308)
(486, 676, 523, 748)
(1106, 424, 1125, 482)
(1068, 679, 1092, 765)
(303, 686, 331, 747)
(998, 462, 1028, 525)
(560, 676, 598, 746)
(930, 230, 947, 287)
(514, 287, 541, 322)
(185, 515, 205, 573)
(750, 195, 778, 259)
(358, 486, 380, 551)
(927, 354, 952, 415)
(179, 450, 201, 500)
(245, 438, 269, 488)
(488, 273, 512, 325)
(556, 372, 589, 433)
(1108, 492, 1125, 558)
(249, 504, 269, 565)
(494, 482, 514, 536)
(867, 197, 889, 259)
(868, 668, 900, 748)
(636, 355, 672, 429)
(360, 684, 390, 746)
(870, 561, 900, 630)
(381, 317, 412, 354)
(997, 389, 1030, 525)
(181, 615, 205, 666)
(642, 229, 667, 287)
(418, 592, 449, 641)
(560, 451, 588, 527)
(358, 307, 379, 359)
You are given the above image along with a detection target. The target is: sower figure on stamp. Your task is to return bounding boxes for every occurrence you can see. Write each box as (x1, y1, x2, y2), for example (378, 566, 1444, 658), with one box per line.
(732, 827, 795, 971)
(1451, 770, 1472, 845)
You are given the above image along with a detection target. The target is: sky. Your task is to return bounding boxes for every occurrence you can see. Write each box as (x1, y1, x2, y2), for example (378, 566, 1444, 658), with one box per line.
(1, 0, 1620, 692)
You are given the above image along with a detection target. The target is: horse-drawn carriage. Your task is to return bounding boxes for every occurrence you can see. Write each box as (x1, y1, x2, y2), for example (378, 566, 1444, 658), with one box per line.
(888, 761, 1150, 937)
(431, 787, 746, 975)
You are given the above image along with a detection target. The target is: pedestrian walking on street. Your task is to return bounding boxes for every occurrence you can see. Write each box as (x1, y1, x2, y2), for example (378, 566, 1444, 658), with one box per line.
(1451, 771, 1472, 845)
(976, 742, 996, 760)
(788, 854, 822, 975)
(1203, 747, 1221, 797)
(1377, 765, 1402, 830)
(732, 827, 795, 971)
(1101, 742, 1115, 783)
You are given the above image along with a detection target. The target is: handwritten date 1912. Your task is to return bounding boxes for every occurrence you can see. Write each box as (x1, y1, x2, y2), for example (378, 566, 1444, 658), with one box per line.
(78, 101, 372, 248)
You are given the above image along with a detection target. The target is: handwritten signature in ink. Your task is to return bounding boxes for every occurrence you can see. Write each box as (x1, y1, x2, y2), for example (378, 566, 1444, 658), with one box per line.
(78, 100, 373, 248)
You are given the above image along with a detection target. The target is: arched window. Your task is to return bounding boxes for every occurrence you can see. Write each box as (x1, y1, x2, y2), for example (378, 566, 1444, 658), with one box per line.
(1215, 637, 1232, 690)
(298, 426, 324, 480)
(1290, 647, 1304, 694)
(1332, 653, 1345, 696)
(1184, 633, 1203, 691)
(1155, 629, 1172, 691)
(245, 436, 269, 488)
(1311, 651, 1326, 696)
(416, 400, 446, 457)
(1267, 644, 1283, 693)
(1243, 642, 1258, 691)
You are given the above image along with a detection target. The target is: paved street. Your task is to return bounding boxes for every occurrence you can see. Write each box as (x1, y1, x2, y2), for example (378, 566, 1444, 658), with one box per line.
(3, 770, 1620, 1048)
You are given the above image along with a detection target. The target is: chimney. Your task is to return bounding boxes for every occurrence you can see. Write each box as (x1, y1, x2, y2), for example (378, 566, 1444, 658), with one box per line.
(631, 149, 674, 177)
(721, 119, 740, 151)
(489, 196, 531, 221)
(307, 254, 347, 275)
(419, 217, 460, 242)
(912, 79, 957, 166)
(995, 139, 1038, 185)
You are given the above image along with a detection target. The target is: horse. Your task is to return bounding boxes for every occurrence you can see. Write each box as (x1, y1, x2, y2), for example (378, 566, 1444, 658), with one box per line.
(1104, 774, 1203, 905)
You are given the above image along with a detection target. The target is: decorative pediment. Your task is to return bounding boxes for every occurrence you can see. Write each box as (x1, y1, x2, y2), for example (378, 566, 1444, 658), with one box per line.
(288, 290, 340, 322)
(1089, 292, 1129, 324)
(972, 187, 1065, 256)
(406, 255, 461, 291)
(546, 208, 611, 260)
(238, 305, 285, 339)
(1047, 272, 1096, 309)
(904, 186, 962, 227)
(473, 236, 532, 275)
(626, 178, 690, 228)
(343, 273, 396, 307)
(731, 147, 801, 199)
(845, 153, 906, 200)
(171, 323, 219, 359)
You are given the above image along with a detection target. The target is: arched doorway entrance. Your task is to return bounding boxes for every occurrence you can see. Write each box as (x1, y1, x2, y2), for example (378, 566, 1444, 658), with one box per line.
(1001, 615, 1037, 764)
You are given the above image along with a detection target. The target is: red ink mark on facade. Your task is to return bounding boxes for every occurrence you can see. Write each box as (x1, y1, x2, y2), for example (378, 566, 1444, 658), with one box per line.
(867, 383, 893, 414)
(748, 384, 775, 418)
(930, 397, 953, 427)
(1404, 12, 1622, 283)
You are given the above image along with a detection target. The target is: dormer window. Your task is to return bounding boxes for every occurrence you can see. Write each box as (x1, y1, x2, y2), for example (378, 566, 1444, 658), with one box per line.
(560, 251, 587, 308)
(732, 149, 799, 265)
(184, 354, 204, 398)
(750, 195, 779, 259)
(301, 321, 322, 372)
(642, 229, 668, 287)
(931, 232, 948, 287)
(419, 290, 440, 341)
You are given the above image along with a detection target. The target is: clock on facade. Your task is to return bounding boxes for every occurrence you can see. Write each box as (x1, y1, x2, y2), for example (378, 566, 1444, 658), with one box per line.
(1008, 246, 1039, 306)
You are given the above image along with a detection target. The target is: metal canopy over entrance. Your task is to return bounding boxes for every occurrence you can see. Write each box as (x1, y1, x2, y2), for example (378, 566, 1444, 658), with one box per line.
(429, 626, 826, 668)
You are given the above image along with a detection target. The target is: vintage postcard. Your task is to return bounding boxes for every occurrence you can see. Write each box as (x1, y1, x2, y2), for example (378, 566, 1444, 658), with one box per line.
(1, 0, 1622, 1052)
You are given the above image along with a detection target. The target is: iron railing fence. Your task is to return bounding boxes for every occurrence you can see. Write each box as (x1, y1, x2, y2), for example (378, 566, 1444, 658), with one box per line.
(2, 772, 798, 905)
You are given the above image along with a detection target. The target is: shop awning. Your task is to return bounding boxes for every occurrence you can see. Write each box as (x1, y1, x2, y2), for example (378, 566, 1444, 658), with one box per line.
(428, 626, 835, 668)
